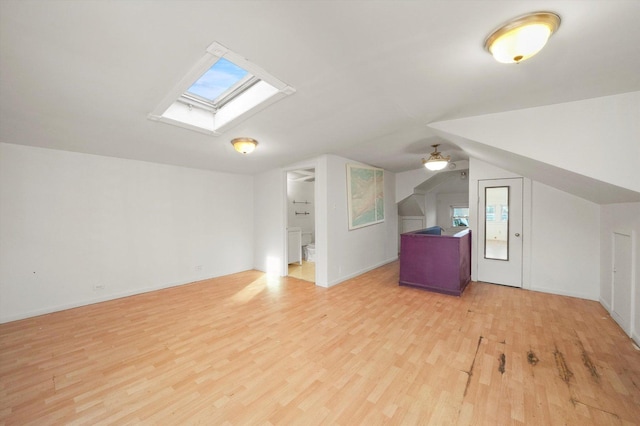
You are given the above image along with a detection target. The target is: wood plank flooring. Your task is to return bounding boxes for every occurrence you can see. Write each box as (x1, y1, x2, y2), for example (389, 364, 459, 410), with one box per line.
(1, 261, 639, 425)
(288, 260, 316, 283)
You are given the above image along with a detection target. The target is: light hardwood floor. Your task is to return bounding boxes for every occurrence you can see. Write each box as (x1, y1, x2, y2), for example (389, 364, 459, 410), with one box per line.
(1, 261, 639, 425)
(288, 260, 316, 283)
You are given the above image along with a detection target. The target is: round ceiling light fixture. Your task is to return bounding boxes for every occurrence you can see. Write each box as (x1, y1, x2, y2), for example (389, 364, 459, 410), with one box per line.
(422, 144, 451, 171)
(484, 12, 561, 64)
(231, 137, 258, 154)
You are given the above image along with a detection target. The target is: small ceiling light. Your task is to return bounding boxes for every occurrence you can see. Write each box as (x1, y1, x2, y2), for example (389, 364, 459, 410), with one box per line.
(422, 144, 451, 171)
(231, 137, 258, 154)
(485, 12, 560, 64)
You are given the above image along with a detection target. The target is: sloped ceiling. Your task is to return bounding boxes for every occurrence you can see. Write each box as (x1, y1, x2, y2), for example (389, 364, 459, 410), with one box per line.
(429, 92, 640, 204)
(414, 169, 470, 195)
(432, 130, 640, 204)
(398, 195, 424, 217)
(1, 1, 639, 195)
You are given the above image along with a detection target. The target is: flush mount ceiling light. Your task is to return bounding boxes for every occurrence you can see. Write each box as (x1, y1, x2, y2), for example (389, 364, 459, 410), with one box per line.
(231, 137, 258, 154)
(484, 12, 561, 64)
(422, 144, 451, 171)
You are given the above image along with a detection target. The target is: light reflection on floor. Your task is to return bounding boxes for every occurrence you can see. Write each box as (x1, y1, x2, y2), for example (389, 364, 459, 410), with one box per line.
(287, 260, 315, 283)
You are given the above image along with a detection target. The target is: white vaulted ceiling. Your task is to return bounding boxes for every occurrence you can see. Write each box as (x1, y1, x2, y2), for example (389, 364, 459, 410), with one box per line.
(1, 1, 639, 199)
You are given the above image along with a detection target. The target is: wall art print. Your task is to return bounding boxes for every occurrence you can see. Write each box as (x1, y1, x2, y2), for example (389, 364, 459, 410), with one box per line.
(347, 164, 384, 230)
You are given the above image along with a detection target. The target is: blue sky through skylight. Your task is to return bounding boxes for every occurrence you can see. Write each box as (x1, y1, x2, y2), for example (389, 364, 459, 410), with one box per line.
(187, 58, 249, 101)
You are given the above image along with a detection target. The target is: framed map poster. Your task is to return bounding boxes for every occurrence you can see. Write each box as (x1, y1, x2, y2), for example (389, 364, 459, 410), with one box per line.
(347, 164, 384, 230)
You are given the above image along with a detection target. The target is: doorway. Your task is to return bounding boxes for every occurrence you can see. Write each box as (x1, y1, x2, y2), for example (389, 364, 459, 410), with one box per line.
(477, 178, 523, 287)
(612, 232, 632, 336)
(286, 168, 316, 283)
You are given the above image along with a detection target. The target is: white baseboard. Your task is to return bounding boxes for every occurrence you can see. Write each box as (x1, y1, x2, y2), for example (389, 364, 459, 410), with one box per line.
(0, 275, 219, 324)
(327, 256, 398, 288)
(599, 298, 612, 313)
(529, 285, 599, 301)
(597, 299, 637, 341)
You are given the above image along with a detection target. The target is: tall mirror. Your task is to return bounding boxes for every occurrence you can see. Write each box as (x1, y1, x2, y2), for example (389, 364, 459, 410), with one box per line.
(484, 186, 509, 260)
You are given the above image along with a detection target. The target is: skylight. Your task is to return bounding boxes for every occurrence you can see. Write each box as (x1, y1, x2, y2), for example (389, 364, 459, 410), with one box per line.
(186, 57, 250, 103)
(149, 42, 295, 135)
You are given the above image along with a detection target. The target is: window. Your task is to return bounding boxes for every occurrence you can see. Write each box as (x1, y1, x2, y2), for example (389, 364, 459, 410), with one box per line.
(452, 206, 469, 227)
(185, 57, 251, 103)
(501, 205, 509, 221)
(149, 42, 295, 135)
(486, 205, 495, 221)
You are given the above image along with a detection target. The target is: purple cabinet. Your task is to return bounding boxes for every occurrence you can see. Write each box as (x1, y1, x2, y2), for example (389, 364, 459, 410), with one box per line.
(399, 229, 471, 296)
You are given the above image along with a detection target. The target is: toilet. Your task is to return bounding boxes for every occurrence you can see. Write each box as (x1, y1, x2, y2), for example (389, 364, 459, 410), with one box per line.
(302, 231, 315, 262)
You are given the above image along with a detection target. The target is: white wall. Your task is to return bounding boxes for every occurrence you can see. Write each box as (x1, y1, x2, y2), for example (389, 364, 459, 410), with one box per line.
(600, 203, 640, 342)
(325, 155, 398, 286)
(314, 156, 329, 286)
(287, 180, 315, 236)
(424, 192, 437, 228)
(253, 154, 397, 288)
(0, 143, 254, 322)
(396, 168, 431, 203)
(253, 168, 285, 276)
(530, 182, 600, 300)
(254, 160, 322, 282)
(469, 158, 600, 300)
(250, 156, 328, 285)
(431, 92, 640, 194)
(436, 192, 468, 231)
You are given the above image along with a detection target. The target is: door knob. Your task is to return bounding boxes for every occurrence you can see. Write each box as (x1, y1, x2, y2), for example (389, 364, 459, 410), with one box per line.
(515, 233, 521, 237)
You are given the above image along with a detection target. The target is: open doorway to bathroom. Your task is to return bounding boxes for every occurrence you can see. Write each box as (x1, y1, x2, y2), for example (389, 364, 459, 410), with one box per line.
(286, 168, 316, 283)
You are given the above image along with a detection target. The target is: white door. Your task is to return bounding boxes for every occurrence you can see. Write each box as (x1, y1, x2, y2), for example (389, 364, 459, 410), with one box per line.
(477, 178, 523, 287)
(612, 232, 632, 336)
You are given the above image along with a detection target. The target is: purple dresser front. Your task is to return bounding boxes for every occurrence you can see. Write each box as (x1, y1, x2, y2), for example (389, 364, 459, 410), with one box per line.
(399, 229, 471, 296)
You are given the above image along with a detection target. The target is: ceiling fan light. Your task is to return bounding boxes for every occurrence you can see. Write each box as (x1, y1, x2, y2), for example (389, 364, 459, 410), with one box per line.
(424, 160, 449, 171)
(485, 12, 560, 64)
(231, 137, 258, 154)
(422, 144, 451, 171)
